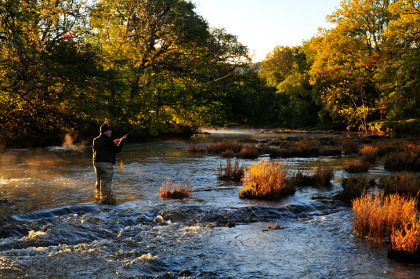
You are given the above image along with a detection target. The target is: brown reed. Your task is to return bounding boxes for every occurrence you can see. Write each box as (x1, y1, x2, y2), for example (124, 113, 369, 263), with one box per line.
(352, 193, 418, 243)
(289, 164, 334, 188)
(391, 219, 420, 254)
(217, 158, 244, 181)
(380, 173, 420, 199)
(207, 140, 243, 154)
(160, 178, 191, 199)
(360, 145, 379, 163)
(339, 137, 360, 155)
(336, 176, 370, 203)
(383, 143, 420, 172)
(237, 145, 260, 159)
(345, 159, 370, 173)
(239, 160, 295, 200)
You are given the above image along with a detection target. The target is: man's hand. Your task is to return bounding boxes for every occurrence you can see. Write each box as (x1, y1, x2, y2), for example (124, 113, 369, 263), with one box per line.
(113, 134, 128, 145)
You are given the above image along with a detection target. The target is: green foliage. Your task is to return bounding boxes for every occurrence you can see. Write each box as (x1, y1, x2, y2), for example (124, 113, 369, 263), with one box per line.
(259, 45, 319, 128)
(0, 0, 251, 144)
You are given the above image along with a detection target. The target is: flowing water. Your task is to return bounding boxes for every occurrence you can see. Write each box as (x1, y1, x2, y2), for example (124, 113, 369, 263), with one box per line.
(0, 130, 419, 278)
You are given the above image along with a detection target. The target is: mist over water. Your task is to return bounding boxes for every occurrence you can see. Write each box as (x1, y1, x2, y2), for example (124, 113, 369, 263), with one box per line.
(0, 130, 418, 278)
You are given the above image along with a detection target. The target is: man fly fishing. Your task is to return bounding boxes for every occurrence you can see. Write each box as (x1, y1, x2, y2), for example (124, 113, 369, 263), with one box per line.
(92, 123, 128, 204)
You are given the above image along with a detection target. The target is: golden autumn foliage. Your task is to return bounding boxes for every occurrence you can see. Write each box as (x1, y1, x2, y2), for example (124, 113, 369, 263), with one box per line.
(239, 160, 295, 200)
(352, 193, 419, 254)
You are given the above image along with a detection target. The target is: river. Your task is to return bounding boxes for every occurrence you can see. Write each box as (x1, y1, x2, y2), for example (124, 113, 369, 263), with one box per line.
(0, 130, 419, 278)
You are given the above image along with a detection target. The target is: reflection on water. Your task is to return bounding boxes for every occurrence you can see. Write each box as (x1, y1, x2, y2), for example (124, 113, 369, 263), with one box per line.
(0, 130, 418, 278)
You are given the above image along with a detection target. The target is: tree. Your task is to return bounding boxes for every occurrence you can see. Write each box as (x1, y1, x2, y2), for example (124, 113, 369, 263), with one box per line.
(259, 45, 319, 128)
(308, 0, 396, 131)
(376, 0, 420, 132)
(0, 0, 94, 140)
(90, 0, 249, 135)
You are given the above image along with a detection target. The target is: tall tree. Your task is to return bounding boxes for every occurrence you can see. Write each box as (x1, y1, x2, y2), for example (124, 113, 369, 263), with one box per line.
(90, 0, 249, 134)
(259, 45, 319, 128)
(0, 0, 93, 140)
(376, 0, 420, 132)
(308, 0, 396, 131)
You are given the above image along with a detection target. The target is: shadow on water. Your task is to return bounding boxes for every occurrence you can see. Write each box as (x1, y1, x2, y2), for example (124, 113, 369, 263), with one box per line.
(0, 130, 419, 278)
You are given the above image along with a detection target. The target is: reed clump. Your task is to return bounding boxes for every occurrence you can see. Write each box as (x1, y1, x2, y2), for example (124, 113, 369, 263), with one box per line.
(160, 179, 191, 199)
(336, 176, 371, 203)
(352, 194, 418, 244)
(338, 137, 360, 155)
(360, 145, 379, 163)
(380, 173, 420, 199)
(187, 144, 206, 153)
(239, 160, 295, 200)
(289, 165, 334, 188)
(345, 159, 370, 173)
(207, 140, 243, 154)
(383, 143, 420, 172)
(218, 158, 244, 181)
(237, 146, 260, 159)
(391, 219, 420, 256)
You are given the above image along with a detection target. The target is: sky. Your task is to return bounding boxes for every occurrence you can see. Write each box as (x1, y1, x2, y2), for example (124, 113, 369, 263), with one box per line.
(191, 0, 342, 62)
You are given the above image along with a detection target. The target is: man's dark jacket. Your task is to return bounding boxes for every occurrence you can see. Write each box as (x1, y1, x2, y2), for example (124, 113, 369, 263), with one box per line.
(92, 134, 124, 165)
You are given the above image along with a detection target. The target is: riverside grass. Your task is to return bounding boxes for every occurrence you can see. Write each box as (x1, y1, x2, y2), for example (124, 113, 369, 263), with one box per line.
(239, 160, 295, 200)
(160, 178, 191, 199)
(352, 193, 419, 254)
(217, 158, 244, 181)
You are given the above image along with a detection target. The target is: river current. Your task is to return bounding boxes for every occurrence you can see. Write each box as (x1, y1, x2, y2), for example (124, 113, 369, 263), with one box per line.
(0, 130, 419, 278)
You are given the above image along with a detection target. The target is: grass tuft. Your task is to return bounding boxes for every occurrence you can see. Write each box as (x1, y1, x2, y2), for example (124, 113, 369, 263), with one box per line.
(352, 193, 418, 244)
(218, 158, 244, 181)
(160, 178, 191, 199)
(239, 160, 295, 200)
(345, 159, 370, 173)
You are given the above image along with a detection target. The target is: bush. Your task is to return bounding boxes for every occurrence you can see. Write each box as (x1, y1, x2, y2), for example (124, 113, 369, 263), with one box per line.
(160, 179, 191, 199)
(336, 176, 371, 203)
(345, 159, 370, 173)
(312, 165, 334, 187)
(360, 145, 379, 163)
(237, 145, 260, 159)
(352, 194, 418, 244)
(218, 158, 244, 181)
(288, 165, 334, 188)
(207, 140, 243, 154)
(383, 143, 420, 172)
(380, 173, 420, 199)
(338, 137, 360, 155)
(239, 160, 295, 200)
(391, 219, 420, 255)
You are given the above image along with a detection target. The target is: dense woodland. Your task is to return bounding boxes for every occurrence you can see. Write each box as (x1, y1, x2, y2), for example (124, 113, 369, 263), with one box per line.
(0, 0, 419, 147)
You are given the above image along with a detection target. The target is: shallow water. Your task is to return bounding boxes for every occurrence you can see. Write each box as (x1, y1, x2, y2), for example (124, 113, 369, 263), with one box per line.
(0, 131, 419, 278)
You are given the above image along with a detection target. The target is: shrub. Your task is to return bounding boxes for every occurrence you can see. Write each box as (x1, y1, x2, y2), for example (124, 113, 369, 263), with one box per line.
(237, 145, 260, 159)
(345, 159, 370, 173)
(360, 145, 379, 163)
(380, 173, 420, 199)
(295, 138, 320, 156)
(312, 165, 334, 187)
(160, 179, 191, 199)
(218, 158, 244, 181)
(288, 165, 334, 188)
(336, 176, 370, 203)
(352, 193, 418, 243)
(221, 149, 235, 158)
(207, 140, 243, 154)
(383, 143, 420, 172)
(319, 145, 342, 156)
(187, 144, 206, 153)
(339, 137, 360, 155)
(239, 160, 295, 200)
(391, 219, 420, 255)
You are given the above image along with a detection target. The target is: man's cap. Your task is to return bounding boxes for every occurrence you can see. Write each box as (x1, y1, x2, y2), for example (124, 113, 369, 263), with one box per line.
(100, 123, 111, 133)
